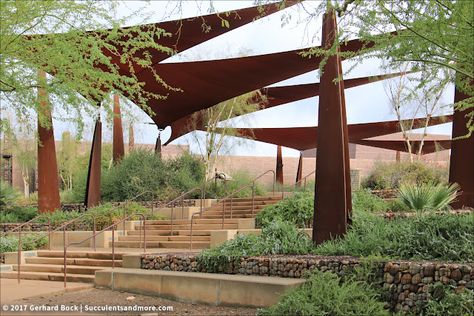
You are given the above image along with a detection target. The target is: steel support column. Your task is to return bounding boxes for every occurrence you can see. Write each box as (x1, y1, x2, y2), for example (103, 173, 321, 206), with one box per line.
(155, 132, 162, 159)
(449, 85, 474, 208)
(128, 123, 135, 151)
(37, 70, 61, 213)
(313, 9, 351, 244)
(295, 152, 303, 185)
(85, 119, 102, 208)
(112, 94, 125, 163)
(276, 145, 283, 185)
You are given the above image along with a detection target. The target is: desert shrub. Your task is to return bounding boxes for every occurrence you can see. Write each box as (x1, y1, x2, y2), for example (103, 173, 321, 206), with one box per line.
(0, 234, 48, 253)
(258, 270, 388, 316)
(398, 182, 460, 212)
(352, 189, 389, 213)
(425, 283, 473, 316)
(256, 191, 313, 228)
(0, 206, 37, 223)
(314, 211, 474, 262)
(197, 220, 312, 272)
(206, 171, 266, 199)
(167, 153, 205, 198)
(0, 181, 20, 207)
(362, 161, 448, 190)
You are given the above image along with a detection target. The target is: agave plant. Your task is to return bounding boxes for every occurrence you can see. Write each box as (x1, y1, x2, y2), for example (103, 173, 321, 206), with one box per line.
(397, 182, 460, 212)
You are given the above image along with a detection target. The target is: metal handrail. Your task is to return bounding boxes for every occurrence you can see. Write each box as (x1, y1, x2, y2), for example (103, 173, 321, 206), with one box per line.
(15, 211, 97, 284)
(189, 169, 276, 250)
(295, 170, 316, 190)
(63, 213, 146, 288)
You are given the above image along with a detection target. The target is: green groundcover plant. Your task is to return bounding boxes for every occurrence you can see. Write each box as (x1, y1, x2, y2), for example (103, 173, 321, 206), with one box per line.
(257, 270, 388, 316)
(397, 182, 460, 212)
(0, 234, 48, 253)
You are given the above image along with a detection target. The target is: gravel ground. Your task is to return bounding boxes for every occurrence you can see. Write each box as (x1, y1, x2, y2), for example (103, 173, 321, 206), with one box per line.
(12, 287, 259, 316)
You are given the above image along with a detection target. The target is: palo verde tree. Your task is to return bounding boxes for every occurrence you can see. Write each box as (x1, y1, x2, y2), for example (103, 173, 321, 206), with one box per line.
(0, 0, 174, 134)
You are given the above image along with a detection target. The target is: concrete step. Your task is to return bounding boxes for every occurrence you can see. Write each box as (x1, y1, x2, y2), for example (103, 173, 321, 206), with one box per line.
(36, 250, 124, 260)
(12, 264, 102, 275)
(0, 271, 95, 283)
(111, 241, 209, 249)
(26, 257, 122, 267)
(128, 229, 211, 236)
(198, 214, 256, 219)
(95, 268, 304, 307)
(140, 223, 238, 230)
(143, 218, 241, 225)
(119, 235, 210, 242)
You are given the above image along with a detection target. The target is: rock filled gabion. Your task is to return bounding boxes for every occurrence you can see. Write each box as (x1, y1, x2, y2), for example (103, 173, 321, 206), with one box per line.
(141, 254, 473, 313)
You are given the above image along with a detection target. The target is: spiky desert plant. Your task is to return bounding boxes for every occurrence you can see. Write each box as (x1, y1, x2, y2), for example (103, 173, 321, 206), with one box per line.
(398, 182, 460, 212)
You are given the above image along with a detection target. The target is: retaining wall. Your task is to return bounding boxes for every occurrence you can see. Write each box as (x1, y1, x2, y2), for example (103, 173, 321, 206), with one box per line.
(141, 254, 473, 313)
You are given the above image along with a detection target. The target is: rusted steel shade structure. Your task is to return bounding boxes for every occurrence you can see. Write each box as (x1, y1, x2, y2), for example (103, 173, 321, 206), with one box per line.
(84, 120, 102, 208)
(165, 72, 405, 144)
(223, 115, 452, 151)
(276, 145, 284, 184)
(37, 70, 61, 213)
(112, 94, 125, 163)
(353, 139, 452, 155)
(295, 152, 303, 185)
(449, 85, 474, 208)
(313, 9, 351, 244)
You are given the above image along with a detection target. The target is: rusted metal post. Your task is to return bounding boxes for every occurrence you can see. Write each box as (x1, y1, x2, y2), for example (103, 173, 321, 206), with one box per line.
(143, 217, 146, 253)
(154, 132, 162, 159)
(37, 70, 61, 213)
(296, 152, 303, 187)
(171, 205, 174, 236)
(221, 202, 225, 229)
(85, 119, 102, 208)
(63, 226, 66, 288)
(93, 217, 96, 252)
(230, 196, 233, 219)
(251, 183, 255, 216)
(17, 229, 21, 284)
(449, 82, 474, 209)
(48, 218, 51, 250)
(313, 9, 351, 244)
(128, 123, 135, 151)
(112, 225, 115, 269)
(112, 94, 125, 163)
(276, 145, 284, 185)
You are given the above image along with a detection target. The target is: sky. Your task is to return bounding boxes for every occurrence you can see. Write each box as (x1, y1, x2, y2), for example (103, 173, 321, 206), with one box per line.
(47, 1, 454, 157)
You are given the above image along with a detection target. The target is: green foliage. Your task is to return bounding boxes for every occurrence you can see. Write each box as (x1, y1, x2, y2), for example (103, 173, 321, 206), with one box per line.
(256, 191, 313, 228)
(197, 220, 312, 272)
(352, 189, 389, 213)
(314, 211, 474, 262)
(0, 206, 37, 223)
(425, 284, 474, 316)
(258, 270, 388, 316)
(0, 234, 47, 253)
(398, 182, 460, 212)
(206, 171, 266, 199)
(362, 161, 448, 190)
(0, 181, 20, 207)
(101, 150, 205, 202)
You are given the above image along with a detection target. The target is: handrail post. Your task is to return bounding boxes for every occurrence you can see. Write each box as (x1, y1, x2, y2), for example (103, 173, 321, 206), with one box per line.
(112, 225, 115, 269)
(93, 217, 96, 252)
(143, 216, 146, 253)
(181, 196, 184, 218)
(171, 205, 174, 236)
(48, 218, 51, 250)
(221, 201, 225, 229)
(230, 196, 233, 219)
(122, 204, 126, 233)
(251, 183, 255, 216)
(17, 228, 21, 284)
(189, 216, 194, 251)
(63, 226, 66, 288)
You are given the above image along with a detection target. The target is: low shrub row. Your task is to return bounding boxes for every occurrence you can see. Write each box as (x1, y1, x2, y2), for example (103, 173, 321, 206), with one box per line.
(0, 234, 48, 253)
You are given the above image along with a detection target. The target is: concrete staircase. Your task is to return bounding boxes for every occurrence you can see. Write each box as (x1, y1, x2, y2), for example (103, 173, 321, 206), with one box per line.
(113, 195, 283, 249)
(0, 251, 123, 283)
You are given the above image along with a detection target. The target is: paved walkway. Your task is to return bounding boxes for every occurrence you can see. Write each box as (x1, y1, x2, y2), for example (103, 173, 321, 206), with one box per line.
(0, 279, 92, 304)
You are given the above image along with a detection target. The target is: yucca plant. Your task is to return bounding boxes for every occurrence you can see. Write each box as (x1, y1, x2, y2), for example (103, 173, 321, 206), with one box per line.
(397, 182, 460, 212)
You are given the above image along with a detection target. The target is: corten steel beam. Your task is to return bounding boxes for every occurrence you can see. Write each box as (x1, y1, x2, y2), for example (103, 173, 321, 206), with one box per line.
(155, 133, 162, 159)
(112, 94, 125, 163)
(313, 10, 351, 244)
(37, 70, 61, 213)
(222, 115, 452, 151)
(276, 145, 284, 185)
(295, 152, 303, 185)
(85, 119, 102, 208)
(165, 72, 406, 144)
(449, 85, 474, 209)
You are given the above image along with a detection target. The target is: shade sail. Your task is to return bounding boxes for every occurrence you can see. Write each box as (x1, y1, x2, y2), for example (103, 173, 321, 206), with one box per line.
(105, 0, 299, 74)
(133, 34, 378, 128)
(353, 139, 451, 155)
(220, 115, 452, 151)
(164, 72, 406, 144)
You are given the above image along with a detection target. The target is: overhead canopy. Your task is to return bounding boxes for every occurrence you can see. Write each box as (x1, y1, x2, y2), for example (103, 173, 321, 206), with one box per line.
(131, 34, 379, 128)
(220, 115, 452, 151)
(353, 139, 451, 155)
(164, 72, 406, 144)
